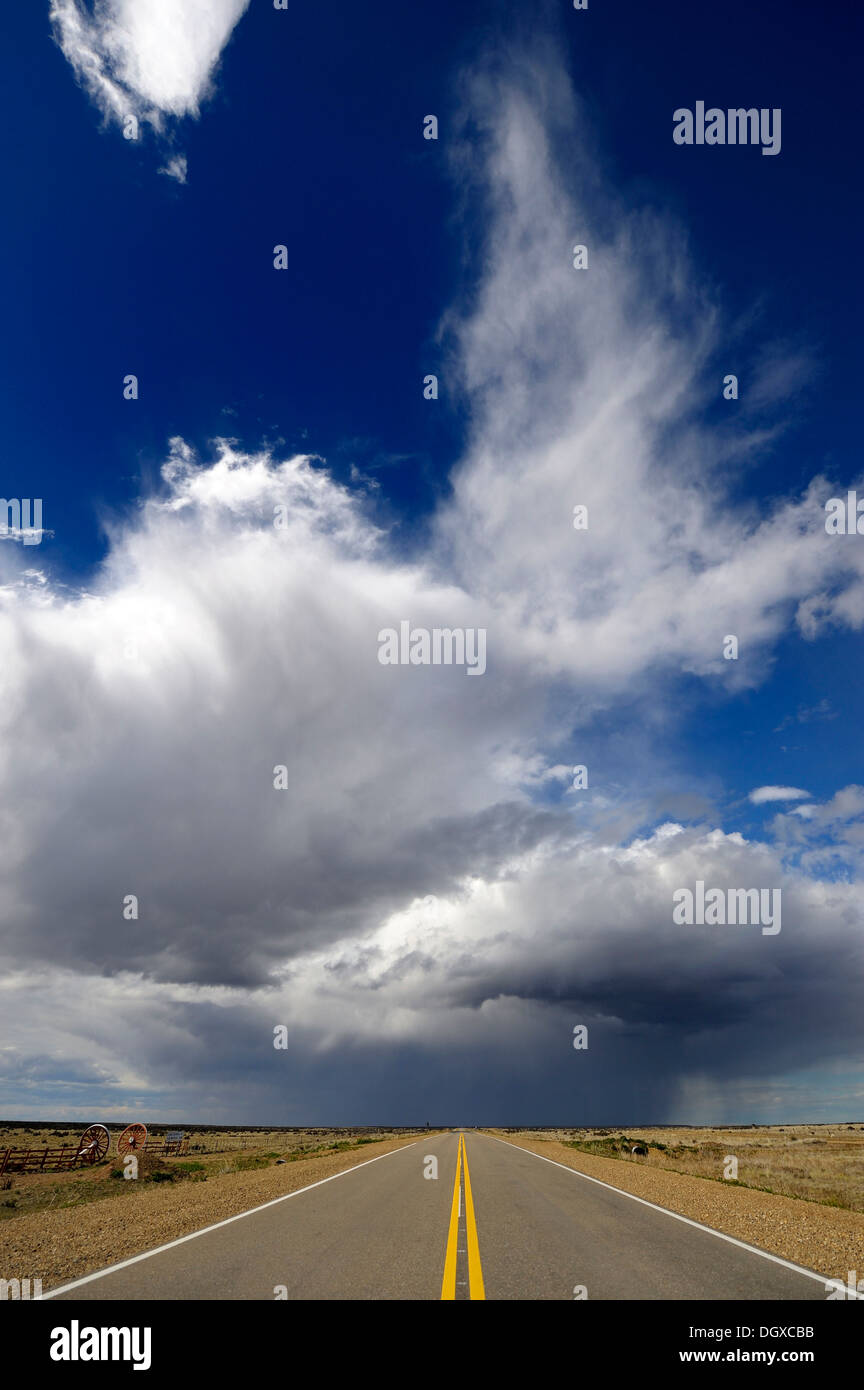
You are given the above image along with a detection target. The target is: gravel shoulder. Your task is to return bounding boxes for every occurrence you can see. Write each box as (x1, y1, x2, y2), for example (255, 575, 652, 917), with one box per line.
(0, 1134, 426, 1292)
(485, 1130, 864, 1280)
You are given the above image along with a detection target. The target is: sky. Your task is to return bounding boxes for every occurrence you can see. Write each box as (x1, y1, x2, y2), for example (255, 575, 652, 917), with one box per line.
(0, 0, 862, 1125)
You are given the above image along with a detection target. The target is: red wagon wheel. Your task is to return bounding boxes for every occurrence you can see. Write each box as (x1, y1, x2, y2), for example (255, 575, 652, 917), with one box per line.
(75, 1124, 110, 1164)
(117, 1123, 148, 1156)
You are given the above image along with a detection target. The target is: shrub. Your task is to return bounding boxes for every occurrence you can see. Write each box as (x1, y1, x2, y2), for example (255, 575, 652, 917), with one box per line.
(234, 1155, 268, 1171)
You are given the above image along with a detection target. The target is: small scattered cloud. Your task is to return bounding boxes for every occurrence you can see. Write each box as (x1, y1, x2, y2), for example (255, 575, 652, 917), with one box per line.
(349, 464, 381, 492)
(749, 786, 811, 805)
(770, 786, 864, 875)
(158, 154, 188, 184)
(774, 699, 836, 733)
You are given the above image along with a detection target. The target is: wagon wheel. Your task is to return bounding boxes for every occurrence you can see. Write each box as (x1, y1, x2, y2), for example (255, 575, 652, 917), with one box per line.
(75, 1124, 110, 1164)
(117, 1123, 148, 1156)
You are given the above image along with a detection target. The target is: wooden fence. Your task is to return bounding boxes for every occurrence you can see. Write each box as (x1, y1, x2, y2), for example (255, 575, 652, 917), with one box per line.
(0, 1145, 81, 1176)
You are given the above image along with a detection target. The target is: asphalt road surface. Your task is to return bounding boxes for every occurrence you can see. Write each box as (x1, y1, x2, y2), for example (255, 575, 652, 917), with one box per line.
(47, 1131, 831, 1301)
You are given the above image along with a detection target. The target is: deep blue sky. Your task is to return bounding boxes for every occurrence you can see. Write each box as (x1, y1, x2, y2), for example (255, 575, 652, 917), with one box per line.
(2, 0, 860, 572)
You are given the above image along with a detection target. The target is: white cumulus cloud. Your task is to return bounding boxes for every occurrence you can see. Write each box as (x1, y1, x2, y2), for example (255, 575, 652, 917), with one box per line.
(50, 0, 250, 130)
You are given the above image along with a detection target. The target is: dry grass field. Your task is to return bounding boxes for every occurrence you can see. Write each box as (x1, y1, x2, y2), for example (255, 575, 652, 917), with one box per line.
(485, 1125, 864, 1279)
(0, 1124, 424, 1224)
(493, 1123, 864, 1212)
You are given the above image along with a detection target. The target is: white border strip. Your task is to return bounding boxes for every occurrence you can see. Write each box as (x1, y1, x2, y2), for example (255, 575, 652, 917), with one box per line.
(480, 1133, 862, 1297)
(41, 1139, 421, 1300)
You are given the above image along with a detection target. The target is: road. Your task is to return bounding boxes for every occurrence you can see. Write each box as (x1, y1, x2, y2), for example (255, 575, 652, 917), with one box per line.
(47, 1131, 830, 1300)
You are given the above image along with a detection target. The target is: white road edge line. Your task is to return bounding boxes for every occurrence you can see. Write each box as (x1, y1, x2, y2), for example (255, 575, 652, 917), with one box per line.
(482, 1132, 861, 1296)
(41, 1138, 424, 1299)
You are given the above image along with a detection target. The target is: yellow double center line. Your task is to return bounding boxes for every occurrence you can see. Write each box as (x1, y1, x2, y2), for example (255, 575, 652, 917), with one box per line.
(440, 1132, 485, 1300)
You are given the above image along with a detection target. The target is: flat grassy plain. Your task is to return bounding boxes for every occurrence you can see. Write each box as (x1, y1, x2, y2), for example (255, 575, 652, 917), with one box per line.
(0, 1125, 422, 1223)
(493, 1123, 864, 1212)
(2, 1123, 863, 1289)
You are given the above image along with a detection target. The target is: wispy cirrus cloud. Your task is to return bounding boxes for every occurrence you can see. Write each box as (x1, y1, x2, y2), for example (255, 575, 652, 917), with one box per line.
(430, 49, 864, 702)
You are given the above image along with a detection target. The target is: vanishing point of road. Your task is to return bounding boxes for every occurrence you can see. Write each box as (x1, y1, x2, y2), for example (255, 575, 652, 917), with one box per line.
(46, 1131, 831, 1301)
